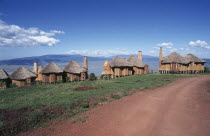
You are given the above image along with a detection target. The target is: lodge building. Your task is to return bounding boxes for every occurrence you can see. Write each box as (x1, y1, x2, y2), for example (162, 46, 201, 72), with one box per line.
(158, 47, 206, 74)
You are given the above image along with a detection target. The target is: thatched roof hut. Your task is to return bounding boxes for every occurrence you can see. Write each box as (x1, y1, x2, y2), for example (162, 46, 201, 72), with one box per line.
(185, 54, 206, 63)
(40, 62, 63, 74)
(127, 56, 145, 68)
(10, 67, 37, 80)
(162, 52, 188, 64)
(0, 69, 9, 80)
(64, 61, 86, 74)
(110, 56, 132, 67)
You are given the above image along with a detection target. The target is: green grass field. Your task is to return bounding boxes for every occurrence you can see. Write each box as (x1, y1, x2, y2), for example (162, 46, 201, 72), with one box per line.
(0, 74, 197, 135)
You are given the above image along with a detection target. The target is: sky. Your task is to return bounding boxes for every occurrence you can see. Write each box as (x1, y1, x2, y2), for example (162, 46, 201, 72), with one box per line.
(0, 0, 210, 60)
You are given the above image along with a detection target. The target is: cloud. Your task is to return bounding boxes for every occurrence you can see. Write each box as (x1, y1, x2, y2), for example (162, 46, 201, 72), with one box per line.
(188, 40, 210, 49)
(157, 42, 173, 48)
(169, 48, 177, 52)
(67, 49, 137, 57)
(0, 20, 64, 47)
(149, 50, 155, 54)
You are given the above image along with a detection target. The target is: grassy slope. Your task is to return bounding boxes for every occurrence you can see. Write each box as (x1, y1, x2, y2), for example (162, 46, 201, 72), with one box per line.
(0, 74, 197, 135)
(0, 74, 195, 109)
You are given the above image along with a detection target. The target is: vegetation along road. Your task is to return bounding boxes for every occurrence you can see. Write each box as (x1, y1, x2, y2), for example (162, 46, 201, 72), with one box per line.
(19, 75, 210, 136)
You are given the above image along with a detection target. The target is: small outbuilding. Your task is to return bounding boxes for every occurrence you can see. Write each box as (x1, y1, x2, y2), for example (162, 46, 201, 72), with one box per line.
(0, 69, 11, 88)
(10, 67, 37, 87)
(40, 62, 63, 83)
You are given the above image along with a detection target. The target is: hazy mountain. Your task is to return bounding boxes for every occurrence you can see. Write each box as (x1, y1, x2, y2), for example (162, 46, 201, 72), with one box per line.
(0, 54, 209, 75)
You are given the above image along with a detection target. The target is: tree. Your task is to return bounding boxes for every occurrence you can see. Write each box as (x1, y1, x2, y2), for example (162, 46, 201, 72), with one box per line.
(89, 73, 97, 81)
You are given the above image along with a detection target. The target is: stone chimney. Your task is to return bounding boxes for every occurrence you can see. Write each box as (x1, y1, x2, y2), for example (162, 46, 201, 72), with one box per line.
(33, 62, 38, 75)
(83, 56, 88, 70)
(138, 51, 142, 62)
(159, 47, 163, 63)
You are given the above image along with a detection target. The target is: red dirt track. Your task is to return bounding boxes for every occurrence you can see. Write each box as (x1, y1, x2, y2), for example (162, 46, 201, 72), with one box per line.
(21, 75, 210, 136)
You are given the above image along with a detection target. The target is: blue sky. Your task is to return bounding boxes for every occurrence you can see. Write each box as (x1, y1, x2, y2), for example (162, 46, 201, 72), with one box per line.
(0, 0, 210, 60)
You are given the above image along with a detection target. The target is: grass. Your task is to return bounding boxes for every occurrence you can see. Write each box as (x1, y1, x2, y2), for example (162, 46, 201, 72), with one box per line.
(70, 116, 89, 124)
(0, 74, 196, 135)
(207, 90, 210, 93)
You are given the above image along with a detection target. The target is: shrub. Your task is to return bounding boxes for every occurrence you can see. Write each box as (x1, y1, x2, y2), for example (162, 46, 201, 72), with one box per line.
(66, 77, 70, 82)
(204, 66, 210, 73)
(81, 103, 89, 108)
(89, 73, 97, 81)
(56, 79, 63, 84)
(100, 98, 108, 102)
(111, 94, 121, 99)
(73, 78, 79, 82)
(10, 83, 17, 88)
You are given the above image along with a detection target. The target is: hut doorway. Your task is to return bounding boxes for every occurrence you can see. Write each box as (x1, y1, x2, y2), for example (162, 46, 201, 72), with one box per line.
(172, 62, 177, 73)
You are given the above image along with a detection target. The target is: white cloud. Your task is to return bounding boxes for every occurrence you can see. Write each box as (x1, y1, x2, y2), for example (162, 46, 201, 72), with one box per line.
(169, 48, 177, 52)
(67, 49, 137, 57)
(188, 40, 210, 49)
(0, 20, 64, 47)
(149, 50, 155, 54)
(157, 42, 173, 49)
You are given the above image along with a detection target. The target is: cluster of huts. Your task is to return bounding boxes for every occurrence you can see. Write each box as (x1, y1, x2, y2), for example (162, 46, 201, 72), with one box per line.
(158, 47, 206, 74)
(101, 51, 149, 78)
(0, 57, 88, 88)
(0, 48, 207, 88)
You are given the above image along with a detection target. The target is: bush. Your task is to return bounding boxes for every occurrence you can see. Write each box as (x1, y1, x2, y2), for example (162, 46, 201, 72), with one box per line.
(111, 94, 121, 100)
(66, 77, 70, 82)
(81, 103, 89, 108)
(73, 78, 79, 82)
(56, 79, 63, 84)
(10, 83, 17, 88)
(204, 66, 210, 73)
(89, 73, 97, 81)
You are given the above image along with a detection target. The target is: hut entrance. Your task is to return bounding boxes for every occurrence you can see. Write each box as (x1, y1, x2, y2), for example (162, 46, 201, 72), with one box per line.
(172, 62, 177, 72)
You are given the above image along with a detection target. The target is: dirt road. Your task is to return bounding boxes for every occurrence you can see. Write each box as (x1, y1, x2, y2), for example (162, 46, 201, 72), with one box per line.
(21, 75, 210, 136)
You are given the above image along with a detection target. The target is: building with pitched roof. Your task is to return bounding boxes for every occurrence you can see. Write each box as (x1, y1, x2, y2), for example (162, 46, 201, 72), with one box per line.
(10, 67, 37, 86)
(158, 47, 206, 74)
(0, 69, 11, 88)
(39, 62, 63, 83)
(64, 60, 87, 82)
(101, 51, 149, 78)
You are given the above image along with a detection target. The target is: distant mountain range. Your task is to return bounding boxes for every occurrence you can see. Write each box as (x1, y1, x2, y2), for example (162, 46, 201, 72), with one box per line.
(0, 54, 209, 75)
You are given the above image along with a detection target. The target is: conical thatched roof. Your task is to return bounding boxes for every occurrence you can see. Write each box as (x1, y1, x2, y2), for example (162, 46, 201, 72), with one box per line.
(0, 69, 9, 80)
(40, 62, 63, 74)
(127, 56, 145, 67)
(185, 54, 206, 63)
(10, 67, 37, 80)
(64, 61, 86, 74)
(162, 52, 189, 64)
(110, 56, 132, 67)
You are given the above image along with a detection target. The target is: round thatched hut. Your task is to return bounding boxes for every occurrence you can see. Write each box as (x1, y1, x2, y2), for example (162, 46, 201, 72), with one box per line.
(40, 62, 63, 83)
(10, 67, 37, 87)
(158, 47, 206, 74)
(0, 69, 11, 88)
(109, 56, 133, 77)
(127, 56, 145, 75)
(185, 54, 206, 73)
(64, 61, 87, 81)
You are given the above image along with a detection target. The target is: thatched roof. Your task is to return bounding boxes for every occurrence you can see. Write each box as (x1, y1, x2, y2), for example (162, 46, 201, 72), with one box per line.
(0, 69, 9, 80)
(64, 61, 86, 74)
(127, 56, 145, 68)
(185, 54, 206, 63)
(40, 62, 63, 74)
(10, 67, 37, 80)
(162, 52, 189, 64)
(110, 56, 132, 67)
